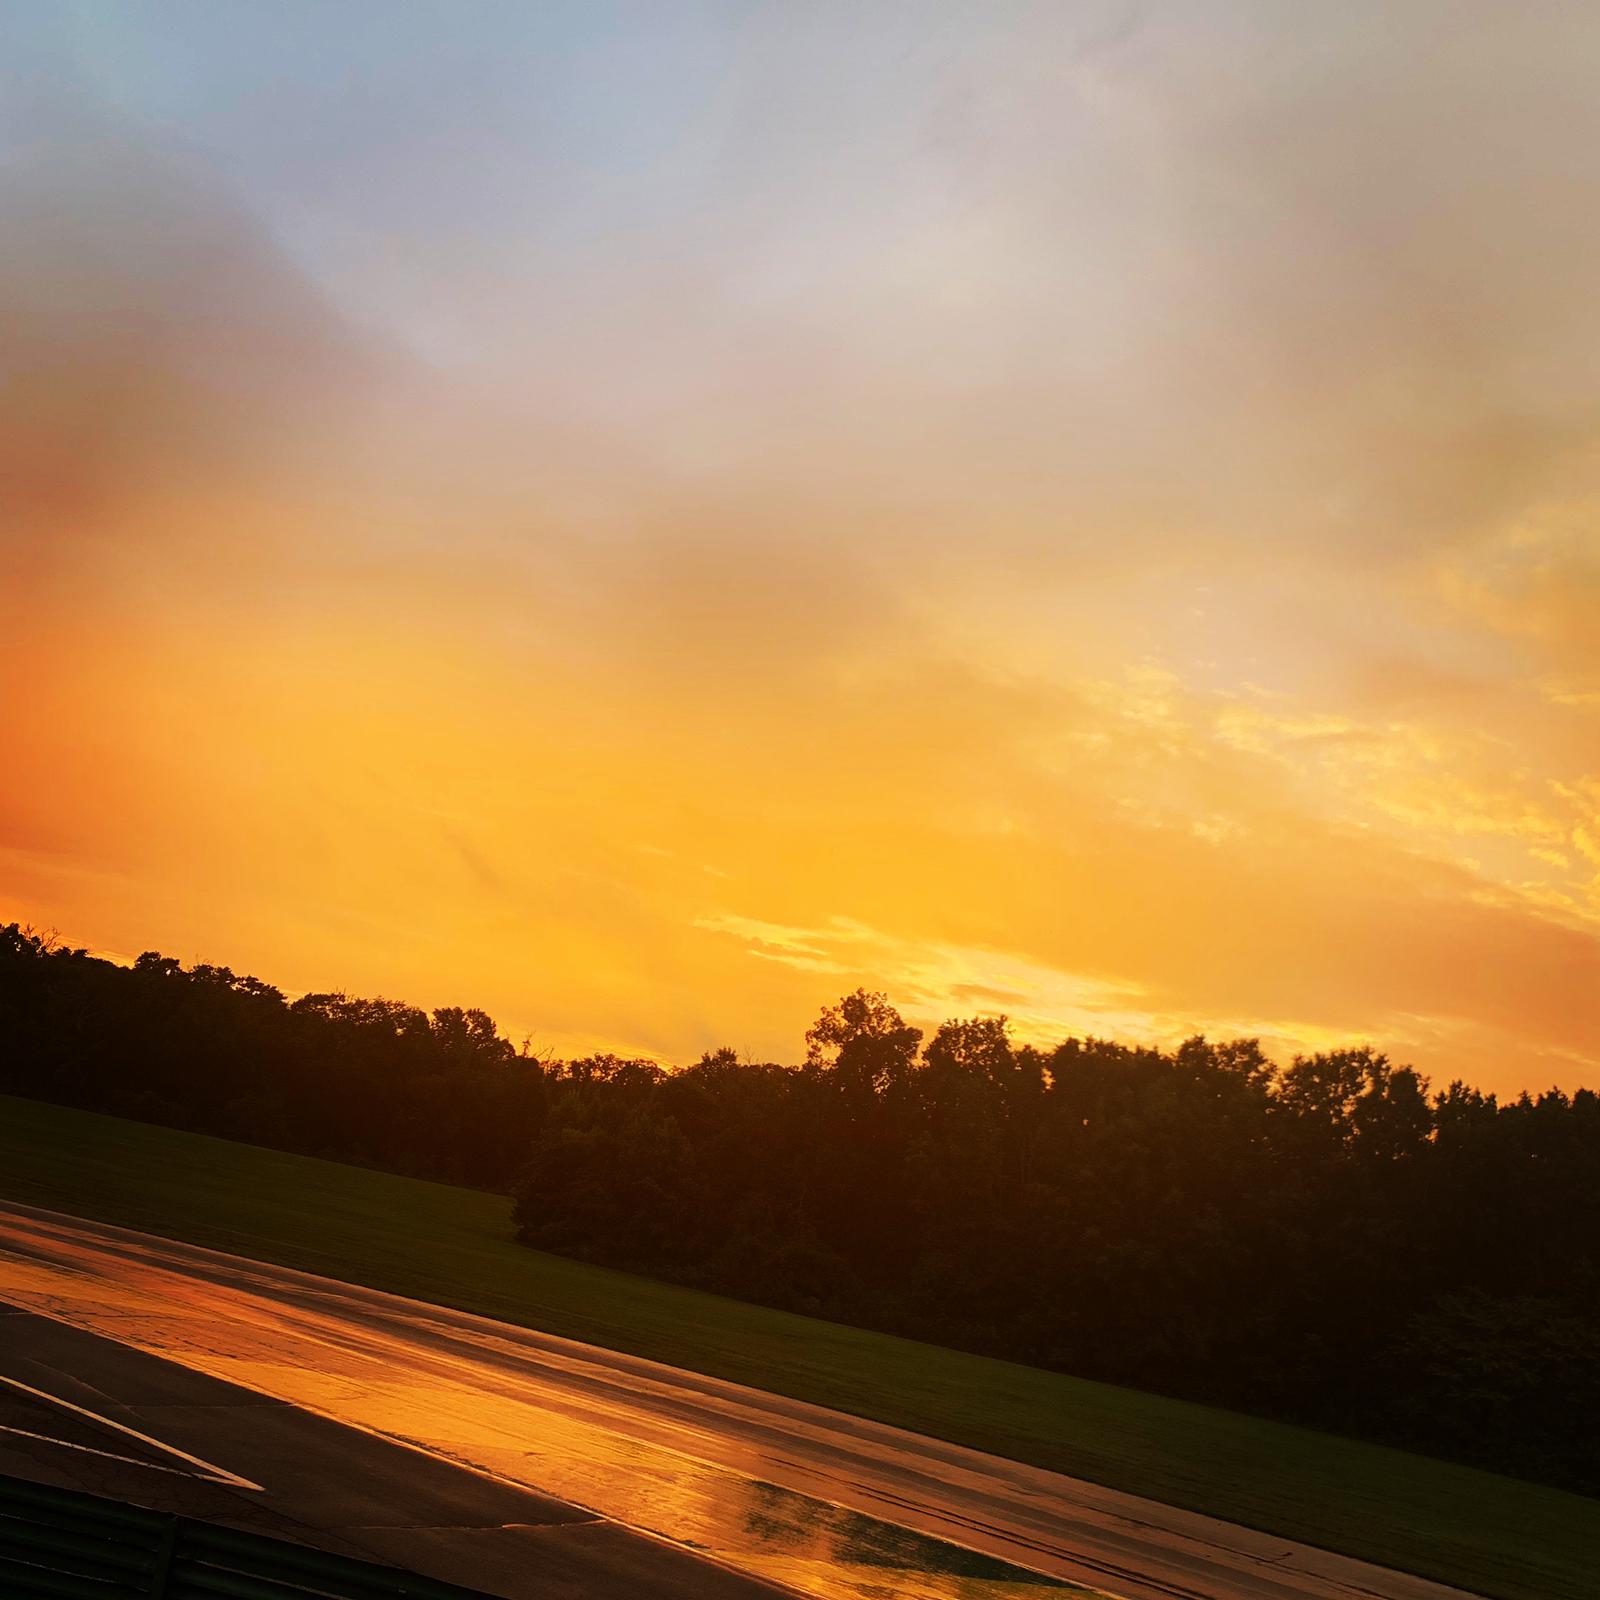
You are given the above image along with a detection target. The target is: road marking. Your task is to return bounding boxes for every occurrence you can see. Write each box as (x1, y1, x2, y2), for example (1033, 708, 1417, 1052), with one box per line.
(0, 1270, 1106, 1598)
(0, 1374, 262, 1490)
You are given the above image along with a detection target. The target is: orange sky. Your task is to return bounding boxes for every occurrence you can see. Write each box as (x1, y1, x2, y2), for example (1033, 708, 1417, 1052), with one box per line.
(3, 4, 1598, 1093)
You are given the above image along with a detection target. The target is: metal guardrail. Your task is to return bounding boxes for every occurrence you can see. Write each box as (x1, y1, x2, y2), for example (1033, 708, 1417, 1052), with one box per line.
(0, 1471, 498, 1599)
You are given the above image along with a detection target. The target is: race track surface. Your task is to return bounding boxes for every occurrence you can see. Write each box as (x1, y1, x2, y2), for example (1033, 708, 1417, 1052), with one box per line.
(0, 1200, 1481, 1600)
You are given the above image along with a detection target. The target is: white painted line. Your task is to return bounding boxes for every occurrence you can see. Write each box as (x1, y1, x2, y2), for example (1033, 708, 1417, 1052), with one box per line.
(0, 1375, 262, 1490)
(0, 1423, 252, 1483)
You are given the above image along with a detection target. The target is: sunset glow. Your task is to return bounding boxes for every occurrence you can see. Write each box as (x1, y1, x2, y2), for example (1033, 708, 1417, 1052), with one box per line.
(5, 3, 1598, 1092)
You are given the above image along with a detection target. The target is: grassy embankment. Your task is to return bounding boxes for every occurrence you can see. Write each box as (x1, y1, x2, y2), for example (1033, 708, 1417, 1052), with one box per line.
(0, 1093, 1592, 1600)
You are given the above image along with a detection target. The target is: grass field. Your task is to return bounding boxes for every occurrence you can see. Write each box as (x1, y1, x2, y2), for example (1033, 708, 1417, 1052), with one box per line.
(0, 1093, 1592, 1600)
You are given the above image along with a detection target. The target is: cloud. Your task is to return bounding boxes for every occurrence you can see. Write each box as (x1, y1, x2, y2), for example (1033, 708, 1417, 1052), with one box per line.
(0, 121, 393, 560)
(697, 911, 1155, 1042)
(2, 5, 1597, 1095)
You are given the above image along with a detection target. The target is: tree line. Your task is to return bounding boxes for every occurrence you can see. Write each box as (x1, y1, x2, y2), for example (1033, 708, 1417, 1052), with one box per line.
(1, 924, 1595, 1492)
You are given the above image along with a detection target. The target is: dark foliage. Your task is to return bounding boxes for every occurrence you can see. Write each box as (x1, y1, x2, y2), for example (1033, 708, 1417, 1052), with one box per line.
(2, 925, 1595, 1492)
(0, 926, 543, 1189)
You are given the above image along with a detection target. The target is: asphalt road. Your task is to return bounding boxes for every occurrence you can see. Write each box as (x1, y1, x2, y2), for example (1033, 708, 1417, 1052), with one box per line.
(0, 1199, 1481, 1600)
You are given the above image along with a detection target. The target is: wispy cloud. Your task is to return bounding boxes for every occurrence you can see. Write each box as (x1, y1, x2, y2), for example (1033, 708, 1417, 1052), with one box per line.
(1, 3, 1597, 1092)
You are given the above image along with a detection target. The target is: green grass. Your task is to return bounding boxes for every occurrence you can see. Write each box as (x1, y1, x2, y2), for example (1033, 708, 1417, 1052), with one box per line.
(0, 1095, 1592, 1600)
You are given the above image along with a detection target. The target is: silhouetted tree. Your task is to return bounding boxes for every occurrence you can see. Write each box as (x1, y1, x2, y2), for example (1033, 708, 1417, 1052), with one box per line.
(3, 928, 1597, 1492)
(805, 989, 922, 1102)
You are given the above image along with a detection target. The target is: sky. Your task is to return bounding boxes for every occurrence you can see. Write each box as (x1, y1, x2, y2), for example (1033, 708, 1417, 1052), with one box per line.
(3, 2, 1598, 1094)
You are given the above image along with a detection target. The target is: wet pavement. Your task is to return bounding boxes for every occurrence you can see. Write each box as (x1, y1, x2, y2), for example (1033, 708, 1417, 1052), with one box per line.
(0, 1200, 1481, 1600)
(0, 1304, 793, 1599)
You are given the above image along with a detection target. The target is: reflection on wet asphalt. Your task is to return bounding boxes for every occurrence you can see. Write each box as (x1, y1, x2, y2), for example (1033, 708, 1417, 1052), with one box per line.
(0, 1204, 1078, 1600)
(0, 1202, 1485, 1600)
(738, 1481, 1072, 1593)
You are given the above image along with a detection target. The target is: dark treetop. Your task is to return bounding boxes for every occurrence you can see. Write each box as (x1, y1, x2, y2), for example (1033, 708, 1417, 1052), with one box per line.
(2, 926, 1595, 1494)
